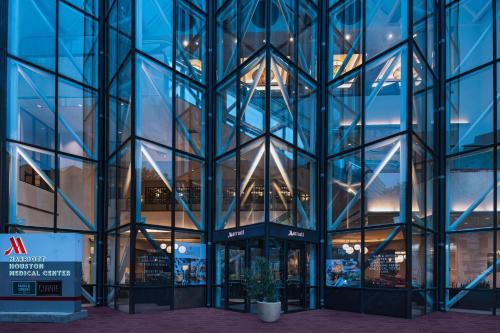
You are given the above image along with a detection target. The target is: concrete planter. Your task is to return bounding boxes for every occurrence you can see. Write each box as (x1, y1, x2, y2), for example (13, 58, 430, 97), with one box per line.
(256, 301, 281, 323)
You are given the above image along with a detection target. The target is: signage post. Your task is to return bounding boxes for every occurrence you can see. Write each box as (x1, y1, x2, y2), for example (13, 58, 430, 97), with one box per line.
(0, 234, 87, 323)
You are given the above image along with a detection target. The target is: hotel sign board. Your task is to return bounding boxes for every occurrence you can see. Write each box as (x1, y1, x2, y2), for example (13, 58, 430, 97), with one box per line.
(0, 234, 82, 313)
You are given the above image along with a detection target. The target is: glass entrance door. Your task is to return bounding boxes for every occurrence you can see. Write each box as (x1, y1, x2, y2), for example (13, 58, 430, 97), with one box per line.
(227, 242, 246, 311)
(286, 242, 305, 312)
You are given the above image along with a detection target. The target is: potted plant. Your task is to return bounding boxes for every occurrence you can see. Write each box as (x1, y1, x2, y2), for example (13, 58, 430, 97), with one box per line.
(244, 256, 281, 323)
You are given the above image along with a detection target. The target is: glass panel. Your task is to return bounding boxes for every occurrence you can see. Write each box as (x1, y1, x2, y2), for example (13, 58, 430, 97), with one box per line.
(306, 243, 316, 287)
(366, 0, 406, 60)
(413, 0, 435, 71)
(328, 150, 362, 230)
(269, 239, 284, 281)
(174, 232, 206, 286)
(108, 58, 132, 155)
(446, 149, 493, 231)
(175, 78, 205, 157)
(426, 232, 434, 288)
(446, 0, 492, 78)
(137, 141, 173, 227)
(66, 0, 98, 16)
(189, 0, 206, 12)
(176, 0, 206, 83)
(297, 153, 316, 230)
(412, 140, 426, 228)
(239, 54, 266, 144)
(175, 154, 205, 230)
(216, 153, 236, 230)
(107, 144, 132, 229)
(364, 47, 407, 144)
(270, 54, 295, 145)
(327, 232, 362, 287)
(7, 59, 55, 150)
(365, 227, 407, 288)
(298, 0, 317, 78)
(59, 2, 99, 87)
(136, 55, 173, 147)
(365, 136, 406, 227)
(217, 1, 238, 81)
(446, 66, 493, 154)
(240, 0, 266, 61)
(8, 0, 56, 70)
(215, 244, 226, 285)
(216, 77, 237, 155)
(7, 143, 55, 228)
(118, 229, 131, 285)
(239, 138, 266, 225)
(297, 74, 317, 154)
(228, 242, 246, 310)
(58, 79, 98, 159)
(448, 231, 494, 289)
(328, 69, 362, 154)
(107, 231, 116, 285)
(412, 51, 434, 150)
(57, 156, 96, 231)
(329, 0, 362, 80)
(270, 0, 296, 60)
(270, 139, 294, 226)
(412, 227, 425, 289)
(136, 0, 173, 66)
(135, 229, 172, 286)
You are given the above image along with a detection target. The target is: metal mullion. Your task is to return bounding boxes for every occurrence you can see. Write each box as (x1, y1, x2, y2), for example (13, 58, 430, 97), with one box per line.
(235, 0, 241, 230)
(54, 0, 60, 233)
(293, 0, 299, 229)
(171, 0, 178, 311)
(446, 227, 497, 236)
(136, 136, 205, 162)
(492, 0, 498, 315)
(360, 0, 367, 312)
(317, 0, 327, 309)
(445, 144, 497, 159)
(264, 0, 271, 261)
(406, 0, 415, 317)
(128, 0, 137, 314)
(437, 0, 447, 305)
(445, 60, 496, 83)
(206, 0, 214, 308)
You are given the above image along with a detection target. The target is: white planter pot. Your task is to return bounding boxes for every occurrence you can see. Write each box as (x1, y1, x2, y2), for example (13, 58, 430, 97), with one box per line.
(256, 301, 281, 323)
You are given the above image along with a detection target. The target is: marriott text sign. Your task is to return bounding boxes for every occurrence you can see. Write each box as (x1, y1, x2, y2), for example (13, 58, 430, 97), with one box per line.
(0, 234, 83, 313)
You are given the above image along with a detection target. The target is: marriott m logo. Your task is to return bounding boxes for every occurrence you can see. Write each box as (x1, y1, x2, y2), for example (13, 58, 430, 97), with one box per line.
(4, 237, 27, 255)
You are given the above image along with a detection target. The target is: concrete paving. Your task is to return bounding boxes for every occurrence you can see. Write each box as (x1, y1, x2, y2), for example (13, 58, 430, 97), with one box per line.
(0, 307, 498, 333)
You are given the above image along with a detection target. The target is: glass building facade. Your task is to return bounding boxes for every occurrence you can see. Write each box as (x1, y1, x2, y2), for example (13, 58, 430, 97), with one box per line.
(0, 0, 498, 318)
